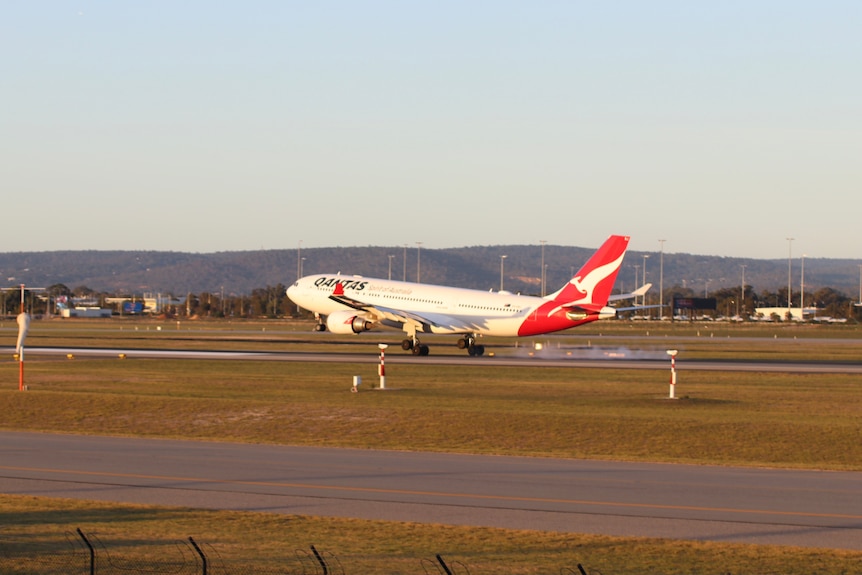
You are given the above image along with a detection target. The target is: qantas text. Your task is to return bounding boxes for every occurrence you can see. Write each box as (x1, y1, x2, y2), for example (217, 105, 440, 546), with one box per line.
(314, 277, 368, 291)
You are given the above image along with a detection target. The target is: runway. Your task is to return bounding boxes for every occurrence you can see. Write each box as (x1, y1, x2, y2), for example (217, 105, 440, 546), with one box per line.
(12, 345, 862, 373)
(2, 431, 861, 550)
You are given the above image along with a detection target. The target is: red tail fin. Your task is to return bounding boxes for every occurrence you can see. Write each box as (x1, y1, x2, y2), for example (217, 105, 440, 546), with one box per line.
(548, 235, 630, 305)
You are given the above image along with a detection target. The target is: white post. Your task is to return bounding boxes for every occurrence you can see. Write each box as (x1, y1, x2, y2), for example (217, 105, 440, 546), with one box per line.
(667, 349, 678, 399)
(352, 375, 361, 393)
(378, 344, 388, 389)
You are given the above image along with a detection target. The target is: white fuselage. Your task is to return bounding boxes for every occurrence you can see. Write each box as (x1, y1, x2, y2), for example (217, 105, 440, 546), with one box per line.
(287, 274, 545, 337)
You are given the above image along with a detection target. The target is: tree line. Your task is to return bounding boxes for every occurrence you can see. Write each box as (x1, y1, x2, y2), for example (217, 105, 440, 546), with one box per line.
(4, 281, 860, 323)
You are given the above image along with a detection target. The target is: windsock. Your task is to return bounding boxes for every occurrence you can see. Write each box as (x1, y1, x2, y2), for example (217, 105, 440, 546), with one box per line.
(16, 312, 30, 355)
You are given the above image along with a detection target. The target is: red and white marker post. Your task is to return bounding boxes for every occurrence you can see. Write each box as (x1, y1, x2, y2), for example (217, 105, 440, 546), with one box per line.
(378, 343, 388, 389)
(16, 285, 31, 391)
(666, 349, 678, 399)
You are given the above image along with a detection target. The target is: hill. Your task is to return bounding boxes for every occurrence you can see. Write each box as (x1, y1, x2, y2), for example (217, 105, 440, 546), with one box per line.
(0, 245, 858, 300)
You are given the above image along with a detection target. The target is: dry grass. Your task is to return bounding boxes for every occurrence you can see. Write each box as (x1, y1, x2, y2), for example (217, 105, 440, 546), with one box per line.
(2, 357, 861, 469)
(2, 320, 862, 573)
(3, 494, 861, 575)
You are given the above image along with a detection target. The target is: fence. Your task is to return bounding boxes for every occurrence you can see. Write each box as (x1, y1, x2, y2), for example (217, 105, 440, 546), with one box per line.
(0, 528, 596, 575)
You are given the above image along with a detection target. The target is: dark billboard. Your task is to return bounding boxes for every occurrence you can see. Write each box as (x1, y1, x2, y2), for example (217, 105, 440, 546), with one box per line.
(673, 297, 717, 310)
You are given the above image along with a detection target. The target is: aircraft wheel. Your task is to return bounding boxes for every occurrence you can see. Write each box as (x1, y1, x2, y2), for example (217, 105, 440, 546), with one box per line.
(401, 339, 414, 351)
(314, 324, 326, 332)
(456, 338, 468, 349)
(419, 344, 430, 356)
(474, 344, 485, 356)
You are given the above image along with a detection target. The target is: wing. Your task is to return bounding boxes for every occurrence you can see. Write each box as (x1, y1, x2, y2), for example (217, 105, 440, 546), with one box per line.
(328, 283, 475, 334)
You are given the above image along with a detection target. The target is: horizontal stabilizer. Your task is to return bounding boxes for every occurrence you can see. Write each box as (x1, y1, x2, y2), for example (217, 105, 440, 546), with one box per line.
(614, 303, 665, 313)
(608, 283, 652, 302)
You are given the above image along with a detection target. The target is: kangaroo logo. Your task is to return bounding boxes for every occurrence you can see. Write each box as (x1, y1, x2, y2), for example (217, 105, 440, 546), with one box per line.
(569, 252, 626, 304)
(546, 251, 626, 318)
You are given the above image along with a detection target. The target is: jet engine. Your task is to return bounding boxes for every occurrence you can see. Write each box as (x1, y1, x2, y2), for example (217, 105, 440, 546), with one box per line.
(565, 306, 617, 321)
(326, 310, 376, 334)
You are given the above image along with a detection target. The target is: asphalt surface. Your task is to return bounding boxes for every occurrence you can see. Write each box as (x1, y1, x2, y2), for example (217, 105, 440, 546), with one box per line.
(2, 431, 862, 550)
(11, 345, 862, 373)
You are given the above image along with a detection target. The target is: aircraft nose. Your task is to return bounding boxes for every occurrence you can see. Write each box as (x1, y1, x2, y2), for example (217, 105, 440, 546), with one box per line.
(286, 281, 304, 303)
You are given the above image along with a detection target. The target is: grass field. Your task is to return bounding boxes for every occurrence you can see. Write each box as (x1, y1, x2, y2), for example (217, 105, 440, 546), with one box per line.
(3, 357, 862, 468)
(2, 318, 862, 573)
(5, 494, 862, 575)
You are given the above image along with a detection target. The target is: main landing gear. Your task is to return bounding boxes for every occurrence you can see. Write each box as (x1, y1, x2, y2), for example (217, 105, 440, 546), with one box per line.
(401, 337, 429, 356)
(401, 333, 484, 357)
(457, 335, 485, 357)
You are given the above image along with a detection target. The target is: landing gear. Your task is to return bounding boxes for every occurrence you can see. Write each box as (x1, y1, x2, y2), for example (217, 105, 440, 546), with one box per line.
(457, 335, 484, 357)
(314, 315, 327, 332)
(401, 337, 429, 356)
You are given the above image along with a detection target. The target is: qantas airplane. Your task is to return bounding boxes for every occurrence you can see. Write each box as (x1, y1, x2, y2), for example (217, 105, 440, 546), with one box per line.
(286, 235, 649, 356)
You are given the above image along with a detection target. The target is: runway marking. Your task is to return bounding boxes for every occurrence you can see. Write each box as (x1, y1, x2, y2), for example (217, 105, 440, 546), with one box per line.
(3, 465, 861, 522)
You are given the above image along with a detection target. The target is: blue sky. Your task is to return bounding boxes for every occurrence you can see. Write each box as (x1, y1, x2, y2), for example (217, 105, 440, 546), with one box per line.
(2, 1, 860, 259)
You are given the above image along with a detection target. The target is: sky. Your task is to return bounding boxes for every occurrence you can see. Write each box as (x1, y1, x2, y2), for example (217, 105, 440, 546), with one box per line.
(2, 1, 860, 259)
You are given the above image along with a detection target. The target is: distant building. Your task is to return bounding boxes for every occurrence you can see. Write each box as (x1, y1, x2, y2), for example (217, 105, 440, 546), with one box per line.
(60, 307, 112, 318)
(104, 294, 184, 314)
(754, 307, 818, 321)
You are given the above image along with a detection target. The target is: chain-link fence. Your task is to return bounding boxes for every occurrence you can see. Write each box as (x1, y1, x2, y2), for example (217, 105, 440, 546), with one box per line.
(1, 528, 601, 575)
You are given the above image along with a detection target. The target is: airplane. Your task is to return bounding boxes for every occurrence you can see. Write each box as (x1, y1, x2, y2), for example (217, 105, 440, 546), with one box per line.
(286, 235, 649, 356)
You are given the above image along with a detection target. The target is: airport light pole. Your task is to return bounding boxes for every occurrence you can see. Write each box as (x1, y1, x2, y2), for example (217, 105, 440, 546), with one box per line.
(388, 255, 394, 280)
(801, 254, 806, 319)
(642, 254, 650, 317)
(544, 264, 548, 296)
(740, 264, 747, 318)
(540, 240, 546, 296)
(296, 240, 302, 281)
(500, 255, 508, 291)
(416, 242, 422, 283)
(658, 239, 665, 319)
(786, 237, 794, 310)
